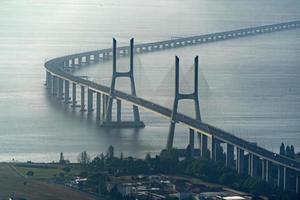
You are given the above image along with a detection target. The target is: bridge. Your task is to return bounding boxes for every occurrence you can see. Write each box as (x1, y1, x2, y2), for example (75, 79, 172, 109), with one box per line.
(45, 20, 300, 193)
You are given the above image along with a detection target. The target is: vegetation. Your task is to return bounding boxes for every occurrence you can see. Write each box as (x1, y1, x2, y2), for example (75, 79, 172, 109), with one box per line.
(82, 146, 299, 200)
(0, 163, 97, 200)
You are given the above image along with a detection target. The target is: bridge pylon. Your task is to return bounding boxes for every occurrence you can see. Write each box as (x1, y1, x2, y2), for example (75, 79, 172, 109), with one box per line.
(166, 56, 205, 156)
(101, 38, 145, 128)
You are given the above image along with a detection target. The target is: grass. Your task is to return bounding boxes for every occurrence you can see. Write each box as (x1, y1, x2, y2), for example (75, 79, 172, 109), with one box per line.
(13, 163, 82, 180)
(0, 162, 99, 200)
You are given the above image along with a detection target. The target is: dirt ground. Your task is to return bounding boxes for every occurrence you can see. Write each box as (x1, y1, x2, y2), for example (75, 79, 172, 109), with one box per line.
(0, 163, 98, 200)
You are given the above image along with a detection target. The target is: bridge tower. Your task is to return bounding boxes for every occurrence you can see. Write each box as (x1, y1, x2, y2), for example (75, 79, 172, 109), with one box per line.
(166, 56, 208, 157)
(101, 38, 145, 128)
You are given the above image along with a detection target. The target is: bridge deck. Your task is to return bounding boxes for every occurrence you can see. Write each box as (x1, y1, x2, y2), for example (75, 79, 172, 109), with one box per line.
(45, 20, 300, 172)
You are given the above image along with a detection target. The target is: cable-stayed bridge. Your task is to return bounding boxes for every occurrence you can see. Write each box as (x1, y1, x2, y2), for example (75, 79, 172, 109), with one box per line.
(45, 20, 300, 193)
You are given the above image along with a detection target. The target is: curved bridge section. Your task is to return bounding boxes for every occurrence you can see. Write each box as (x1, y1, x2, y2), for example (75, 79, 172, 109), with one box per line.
(45, 20, 300, 193)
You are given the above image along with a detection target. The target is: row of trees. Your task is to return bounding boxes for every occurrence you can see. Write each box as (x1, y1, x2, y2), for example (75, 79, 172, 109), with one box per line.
(279, 143, 295, 159)
(59, 145, 299, 199)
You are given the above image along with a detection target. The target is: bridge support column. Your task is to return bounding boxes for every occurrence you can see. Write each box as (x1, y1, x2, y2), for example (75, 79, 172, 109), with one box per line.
(72, 83, 77, 107)
(248, 154, 258, 177)
(167, 56, 201, 151)
(88, 89, 93, 114)
(296, 172, 299, 194)
(58, 78, 64, 100)
(46, 71, 52, 91)
(226, 143, 235, 169)
(102, 38, 145, 128)
(237, 148, 245, 174)
(117, 99, 121, 122)
(189, 129, 195, 157)
(102, 94, 107, 120)
(86, 55, 90, 64)
(200, 134, 209, 159)
(277, 165, 284, 188)
(94, 54, 99, 63)
(64, 80, 70, 103)
(78, 57, 82, 66)
(96, 93, 101, 122)
(265, 160, 272, 183)
(80, 86, 85, 111)
(52, 76, 57, 96)
(211, 137, 222, 162)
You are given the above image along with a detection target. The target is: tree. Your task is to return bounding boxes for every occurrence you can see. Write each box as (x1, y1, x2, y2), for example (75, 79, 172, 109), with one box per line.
(145, 152, 151, 162)
(59, 152, 65, 164)
(286, 145, 291, 158)
(107, 145, 114, 159)
(26, 171, 34, 176)
(290, 145, 295, 159)
(78, 151, 90, 166)
(280, 143, 285, 156)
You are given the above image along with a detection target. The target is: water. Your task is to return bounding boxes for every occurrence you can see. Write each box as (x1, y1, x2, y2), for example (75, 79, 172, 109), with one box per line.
(0, 0, 299, 162)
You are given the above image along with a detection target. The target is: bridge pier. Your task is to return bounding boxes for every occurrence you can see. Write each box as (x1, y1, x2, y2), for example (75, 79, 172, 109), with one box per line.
(80, 86, 86, 111)
(211, 137, 223, 162)
(102, 38, 145, 128)
(200, 134, 209, 159)
(86, 55, 90, 64)
(96, 92, 101, 122)
(52, 76, 57, 96)
(248, 153, 259, 177)
(46, 71, 52, 90)
(64, 80, 70, 103)
(237, 148, 245, 174)
(72, 83, 77, 107)
(296, 172, 299, 194)
(117, 99, 121, 122)
(226, 143, 235, 169)
(58, 78, 63, 100)
(189, 129, 195, 157)
(102, 94, 106, 120)
(78, 57, 82, 66)
(167, 56, 201, 151)
(88, 89, 93, 113)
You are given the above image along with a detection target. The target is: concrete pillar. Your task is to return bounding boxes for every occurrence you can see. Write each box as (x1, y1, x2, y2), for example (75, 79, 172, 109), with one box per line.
(237, 148, 245, 174)
(94, 54, 99, 62)
(87, 89, 93, 113)
(86, 55, 90, 63)
(189, 129, 195, 157)
(265, 160, 272, 183)
(72, 83, 77, 107)
(249, 154, 258, 177)
(64, 80, 69, 103)
(46, 71, 51, 90)
(278, 166, 283, 188)
(296, 172, 299, 194)
(117, 99, 121, 122)
(211, 137, 221, 162)
(201, 134, 208, 159)
(80, 86, 85, 111)
(226, 144, 235, 168)
(65, 60, 69, 68)
(96, 92, 101, 122)
(78, 57, 82, 66)
(283, 167, 287, 191)
(52, 76, 57, 96)
(102, 94, 107, 119)
(58, 78, 63, 100)
(211, 136, 216, 161)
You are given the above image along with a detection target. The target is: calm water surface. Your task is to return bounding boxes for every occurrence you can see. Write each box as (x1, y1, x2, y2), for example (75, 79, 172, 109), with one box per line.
(0, 0, 299, 162)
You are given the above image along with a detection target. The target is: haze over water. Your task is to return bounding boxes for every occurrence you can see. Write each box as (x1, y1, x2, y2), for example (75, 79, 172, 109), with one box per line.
(0, 0, 300, 162)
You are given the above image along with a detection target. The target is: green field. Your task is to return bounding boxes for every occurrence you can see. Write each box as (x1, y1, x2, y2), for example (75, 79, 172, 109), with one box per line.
(0, 163, 97, 200)
(14, 164, 80, 180)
